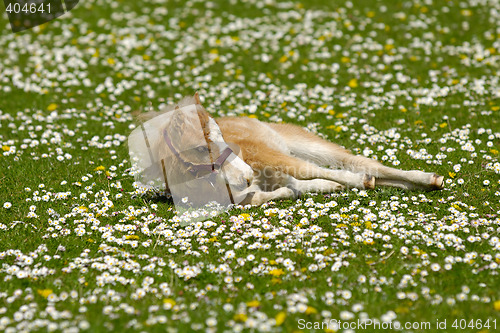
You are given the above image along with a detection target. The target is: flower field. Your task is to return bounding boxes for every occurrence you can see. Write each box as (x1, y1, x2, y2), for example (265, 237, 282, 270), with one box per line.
(0, 0, 499, 332)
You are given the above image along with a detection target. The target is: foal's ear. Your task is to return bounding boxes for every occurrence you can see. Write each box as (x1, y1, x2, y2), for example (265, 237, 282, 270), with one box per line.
(194, 92, 202, 105)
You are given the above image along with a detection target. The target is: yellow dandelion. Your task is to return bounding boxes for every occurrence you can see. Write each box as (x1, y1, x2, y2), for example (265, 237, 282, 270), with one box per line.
(37, 289, 53, 298)
(384, 44, 394, 51)
(271, 277, 282, 284)
(348, 79, 358, 88)
(275, 311, 286, 325)
(47, 103, 58, 111)
(163, 298, 176, 306)
(234, 313, 248, 322)
(322, 250, 334, 257)
(395, 306, 410, 314)
(269, 269, 285, 277)
(460, 9, 472, 16)
(305, 306, 317, 314)
(246, 300, 260, 308)
(125, 235, 139, 240)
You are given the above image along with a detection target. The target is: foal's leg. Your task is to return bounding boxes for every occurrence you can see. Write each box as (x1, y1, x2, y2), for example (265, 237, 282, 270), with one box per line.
(334, 154, 444, 190)
(269, 123, 444, 190)
(248, 179, 344, 205)
(287, 177, 345, 194)
(248, 187, 295, 206)
(243, 146, 375, 189)
(235, 173, 298, 206)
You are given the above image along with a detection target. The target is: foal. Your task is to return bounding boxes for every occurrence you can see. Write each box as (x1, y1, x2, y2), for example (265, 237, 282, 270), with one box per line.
(137, 94, 444, 206)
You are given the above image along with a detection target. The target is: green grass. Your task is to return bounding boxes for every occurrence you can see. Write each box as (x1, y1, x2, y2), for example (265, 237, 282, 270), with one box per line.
(0, 0, 499, 332)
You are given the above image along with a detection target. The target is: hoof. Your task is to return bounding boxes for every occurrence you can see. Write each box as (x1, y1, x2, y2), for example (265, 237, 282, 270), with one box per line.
(363, 175, 376, 189)
(431, 174, 444, 190)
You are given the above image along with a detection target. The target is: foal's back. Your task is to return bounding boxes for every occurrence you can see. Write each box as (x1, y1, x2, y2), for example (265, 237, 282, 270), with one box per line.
(216, 117, 291, 158)
(215, 116, 350, 167)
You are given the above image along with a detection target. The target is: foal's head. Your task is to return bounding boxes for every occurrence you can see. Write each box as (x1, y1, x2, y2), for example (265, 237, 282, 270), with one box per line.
(160, 94, 253, 204)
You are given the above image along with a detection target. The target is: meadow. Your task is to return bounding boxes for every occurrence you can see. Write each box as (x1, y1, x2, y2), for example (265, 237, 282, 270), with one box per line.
(0, 0, 499, 332)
